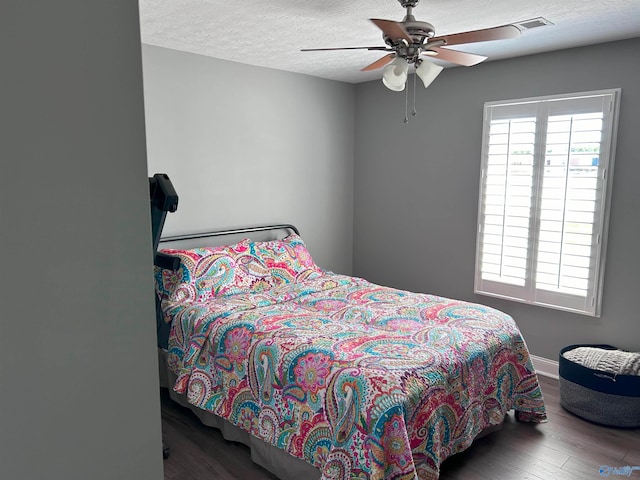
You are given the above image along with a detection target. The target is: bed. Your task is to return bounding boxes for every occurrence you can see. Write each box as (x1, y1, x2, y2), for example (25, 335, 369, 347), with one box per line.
(155, 225, 546, 480)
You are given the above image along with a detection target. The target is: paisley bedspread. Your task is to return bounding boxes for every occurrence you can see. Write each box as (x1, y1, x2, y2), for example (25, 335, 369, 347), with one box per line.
(165, 273, 546, 480)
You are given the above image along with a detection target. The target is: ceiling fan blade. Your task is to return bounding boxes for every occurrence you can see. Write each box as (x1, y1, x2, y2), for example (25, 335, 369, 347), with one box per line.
(301, 46, 390, 52)
(361, 53, 395, 72)
(430, 24, 521, 46)
(427, 47, 487, 66)
(370, 19, 413, 44)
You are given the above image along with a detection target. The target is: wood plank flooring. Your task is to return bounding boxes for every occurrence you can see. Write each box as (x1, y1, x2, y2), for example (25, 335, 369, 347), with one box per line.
(161, 376, 640, 479)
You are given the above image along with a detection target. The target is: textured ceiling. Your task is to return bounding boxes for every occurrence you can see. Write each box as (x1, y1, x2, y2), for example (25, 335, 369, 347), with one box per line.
(139, 0, 640, 83)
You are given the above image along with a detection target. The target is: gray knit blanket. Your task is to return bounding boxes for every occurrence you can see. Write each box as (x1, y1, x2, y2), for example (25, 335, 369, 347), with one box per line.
(563, 347, 640, 376)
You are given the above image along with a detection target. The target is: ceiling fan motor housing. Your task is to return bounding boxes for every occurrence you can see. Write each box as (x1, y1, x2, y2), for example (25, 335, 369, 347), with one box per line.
(382, 0, 435, 61)
(404, 20, 435, 39)
(383, 20, 435, 62)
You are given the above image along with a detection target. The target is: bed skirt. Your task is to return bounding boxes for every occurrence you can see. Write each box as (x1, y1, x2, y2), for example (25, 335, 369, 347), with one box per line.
(158, 348, 503, 479)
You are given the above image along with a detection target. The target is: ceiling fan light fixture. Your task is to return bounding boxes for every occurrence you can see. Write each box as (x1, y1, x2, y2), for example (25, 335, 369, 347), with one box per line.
(416, 59, 443, 88)
(382, 57, 409, 91)
(382, 77, 406, 91)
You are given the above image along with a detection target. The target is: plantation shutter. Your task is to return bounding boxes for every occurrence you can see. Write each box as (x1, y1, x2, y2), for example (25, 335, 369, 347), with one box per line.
(475, 90, 619, 316)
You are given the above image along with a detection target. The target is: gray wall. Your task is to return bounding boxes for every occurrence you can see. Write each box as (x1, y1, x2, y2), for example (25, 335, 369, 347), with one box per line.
(353, 38, 640, 360)
(1, 3, 163, 480)
(142, 45, 355, 275)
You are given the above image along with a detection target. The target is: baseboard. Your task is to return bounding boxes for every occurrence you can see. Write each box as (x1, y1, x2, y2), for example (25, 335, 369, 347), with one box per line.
(530, 354, 559, 380)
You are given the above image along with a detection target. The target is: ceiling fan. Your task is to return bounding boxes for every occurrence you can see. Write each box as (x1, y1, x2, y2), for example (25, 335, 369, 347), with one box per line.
(302, 0, 521, 92)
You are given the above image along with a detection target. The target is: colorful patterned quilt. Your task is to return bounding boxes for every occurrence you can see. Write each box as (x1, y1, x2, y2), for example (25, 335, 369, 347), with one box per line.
(164, 272, 546, 480)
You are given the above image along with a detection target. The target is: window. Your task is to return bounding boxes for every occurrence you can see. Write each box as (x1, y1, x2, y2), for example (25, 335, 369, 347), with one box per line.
(475, 89, 620, 316)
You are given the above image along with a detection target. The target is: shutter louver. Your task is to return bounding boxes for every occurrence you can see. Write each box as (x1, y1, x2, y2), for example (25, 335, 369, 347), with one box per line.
(536, 112, 602, 298)
(481, 116, 536, 287)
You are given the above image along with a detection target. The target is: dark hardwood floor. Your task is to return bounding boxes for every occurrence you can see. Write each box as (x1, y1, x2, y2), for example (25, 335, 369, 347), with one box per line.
(161, 376, 640, 479)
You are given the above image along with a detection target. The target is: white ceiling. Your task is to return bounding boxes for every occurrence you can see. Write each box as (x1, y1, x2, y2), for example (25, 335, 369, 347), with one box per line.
(139, 0, 640, 84)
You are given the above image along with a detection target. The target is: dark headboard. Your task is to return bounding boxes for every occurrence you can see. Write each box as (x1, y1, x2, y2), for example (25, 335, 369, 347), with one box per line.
(159, 223, 299, 246)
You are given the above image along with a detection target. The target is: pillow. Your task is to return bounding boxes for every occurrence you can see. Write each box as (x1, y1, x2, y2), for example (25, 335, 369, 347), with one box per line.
(249, 233, 323, 285)
(154, 240, 274, 306)
(225, 249, 274, 294)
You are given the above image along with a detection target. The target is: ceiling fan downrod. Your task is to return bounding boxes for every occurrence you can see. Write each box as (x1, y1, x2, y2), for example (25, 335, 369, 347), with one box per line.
(399, 0, 419, 23)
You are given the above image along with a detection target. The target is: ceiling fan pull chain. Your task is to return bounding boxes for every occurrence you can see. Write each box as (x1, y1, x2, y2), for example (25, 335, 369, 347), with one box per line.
(412, 71, 418, 117)
(404, 79, 409, 123)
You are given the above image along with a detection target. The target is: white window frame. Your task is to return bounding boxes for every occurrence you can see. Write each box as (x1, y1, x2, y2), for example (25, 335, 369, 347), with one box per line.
(474, 89, 620, 317)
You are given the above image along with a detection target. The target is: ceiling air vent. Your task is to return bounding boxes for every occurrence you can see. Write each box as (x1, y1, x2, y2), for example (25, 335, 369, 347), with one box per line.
(514, 17, 554, 30)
